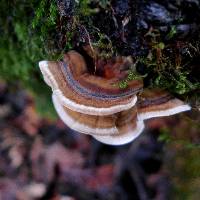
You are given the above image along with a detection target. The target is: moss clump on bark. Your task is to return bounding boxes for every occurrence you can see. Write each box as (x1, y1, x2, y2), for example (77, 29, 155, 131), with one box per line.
(0, 0, 61, 117)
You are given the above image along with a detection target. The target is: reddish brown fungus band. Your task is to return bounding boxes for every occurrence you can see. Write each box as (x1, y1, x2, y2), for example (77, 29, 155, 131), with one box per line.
(38, 51, 191, 145)
(60, 61, 142, 99)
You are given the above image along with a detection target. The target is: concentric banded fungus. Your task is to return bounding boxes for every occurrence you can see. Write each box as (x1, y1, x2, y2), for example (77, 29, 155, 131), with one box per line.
(138, 89, 191, 120)
(39, 51, 143, 116)
(52, 93, 144, 145)
(39, 51, 191, 145)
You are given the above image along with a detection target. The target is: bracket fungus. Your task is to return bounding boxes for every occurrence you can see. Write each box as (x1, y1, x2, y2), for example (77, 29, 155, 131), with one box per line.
(39, 51, 191, 145)
(39, 51, 141, 116)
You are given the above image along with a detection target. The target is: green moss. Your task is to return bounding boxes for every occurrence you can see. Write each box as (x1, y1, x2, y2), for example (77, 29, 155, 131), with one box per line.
(118, 70, 145, 89)
(0, 0, 60, 118)
(154, 71, 200, 95)
(140, 29, 200, 107)
(93, 32, 114, 58)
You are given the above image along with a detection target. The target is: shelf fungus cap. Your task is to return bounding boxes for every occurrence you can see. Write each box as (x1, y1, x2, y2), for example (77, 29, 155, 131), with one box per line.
(39, 51, 143, 116)
(93, 119, 144, 145)
(137, 89, 191, 120)
(52, 93, 144, 145)
(92, 107, 144, 145)
(52, 93, 118, 136)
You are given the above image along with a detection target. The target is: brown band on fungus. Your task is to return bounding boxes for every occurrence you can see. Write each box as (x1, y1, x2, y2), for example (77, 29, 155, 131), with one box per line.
(139, 98, 185, 112)
(39, 50, 143, 115)
(93, 107, 145, 145)
(138, 89, 173, 108)
(63, 51, 88, 77)
(61, 51, 143, 97)
(115, 106, 138, 128)
(138, 89, 191, 120)
(65, 107, 117, 130)
(78, 74, 143, 96)
(52, 93, 144, 145)
(47, 61, 137, 107)
(52, 93, 118, 136)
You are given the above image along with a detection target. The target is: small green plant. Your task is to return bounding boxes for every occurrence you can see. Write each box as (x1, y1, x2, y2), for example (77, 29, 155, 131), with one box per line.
(92, 32, 114, 58)
(154, 71, 200, 95)
(166, 25, 177, 39)
(118, 70, 146, 89)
